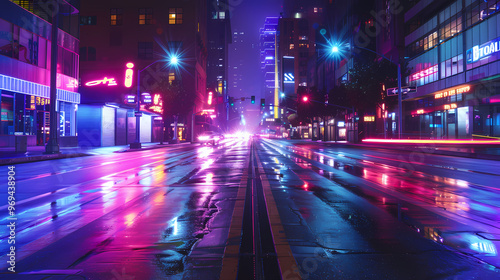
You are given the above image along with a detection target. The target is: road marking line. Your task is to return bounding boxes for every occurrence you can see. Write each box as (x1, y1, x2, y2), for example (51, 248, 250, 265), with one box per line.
(220, 153, 250, 279)
(255, 151, 302, 280)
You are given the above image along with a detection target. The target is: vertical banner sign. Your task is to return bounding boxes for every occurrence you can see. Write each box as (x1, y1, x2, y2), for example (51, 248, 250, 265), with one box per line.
(125, 62, 134, 88)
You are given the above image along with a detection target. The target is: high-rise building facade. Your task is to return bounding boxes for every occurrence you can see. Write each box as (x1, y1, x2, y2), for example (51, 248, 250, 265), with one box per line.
(79, 0, 207, 144)
(260, 17, 279, 119)
(0, 0, 80, 147)
(207, 1, 231, 132)
(403, 0, 500, 139)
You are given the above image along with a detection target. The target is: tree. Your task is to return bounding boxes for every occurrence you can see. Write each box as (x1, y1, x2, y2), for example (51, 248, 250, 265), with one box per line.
(152, 78, 195, 143)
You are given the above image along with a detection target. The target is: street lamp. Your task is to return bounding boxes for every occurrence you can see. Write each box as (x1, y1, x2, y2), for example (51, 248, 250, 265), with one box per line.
(130, 55, 180, 149)
(331, 44, 403, 139)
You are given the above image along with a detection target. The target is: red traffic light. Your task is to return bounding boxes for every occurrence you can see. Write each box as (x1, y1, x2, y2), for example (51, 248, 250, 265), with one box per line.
(302, 96, 309, 102)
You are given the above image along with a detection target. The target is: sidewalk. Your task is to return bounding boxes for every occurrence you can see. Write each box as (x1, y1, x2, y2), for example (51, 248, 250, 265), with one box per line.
(320, 139, 500, 161)
(0, 142, 190, 165)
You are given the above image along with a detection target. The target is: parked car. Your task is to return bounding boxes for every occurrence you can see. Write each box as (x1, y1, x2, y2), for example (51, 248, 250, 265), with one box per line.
(197, 131, 221, 145)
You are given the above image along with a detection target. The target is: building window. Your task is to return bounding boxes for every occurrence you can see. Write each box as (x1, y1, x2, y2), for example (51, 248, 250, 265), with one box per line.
(219, 11, 225, 19)
(289, 44, 294, 50)
(314, 7, 318, 13)
(81, 47, 97, 61)
(139, 8, 153, 25)
(79, 47, 87, 61)
(440, 54, 463, 79)
(110, 8, 122, 26)
(11, 0, 34, 12)
(80, 16, 97, 25)
(138, 42, 153, 59)
(169, 8, 183, 24)
(169, 72, 175, 85)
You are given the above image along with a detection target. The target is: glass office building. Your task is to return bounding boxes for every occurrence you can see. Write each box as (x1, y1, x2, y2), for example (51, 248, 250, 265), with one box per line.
(404, 0, 500, 139)
(0, 1, 80, 146)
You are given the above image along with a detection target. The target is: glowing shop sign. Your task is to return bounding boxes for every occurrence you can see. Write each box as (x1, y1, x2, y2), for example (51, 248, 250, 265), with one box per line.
(142, 93, 152, 103)
(125, 63, 134, 88)
(467, 36, 500, 64)
(85, 77, 118, 87)
(435, 85, 471, 99)
(444, 103, 457, 110)
(144, 93, 163, 114)
(364, 116, 375, 122)
(208, 91, 213, 105)
(35, 96, 50, 106)
(125, 95, 136, 103)
(416, 109, 425, 114)
(410, 65, 438, 81)
(284, 73, 295, 83)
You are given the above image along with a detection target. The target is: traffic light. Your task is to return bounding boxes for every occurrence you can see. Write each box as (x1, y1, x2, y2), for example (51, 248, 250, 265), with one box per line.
(229, 97, 234, 106)
(260, 98, 265, 107)
(251, 96, 255, 104)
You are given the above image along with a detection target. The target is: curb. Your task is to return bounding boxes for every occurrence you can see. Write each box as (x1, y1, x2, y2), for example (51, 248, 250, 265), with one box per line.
(324, 142, 500, 161)
(117, 142, 192, 153)
(0, 153, 91, 166)
(0, 142, 193, 165)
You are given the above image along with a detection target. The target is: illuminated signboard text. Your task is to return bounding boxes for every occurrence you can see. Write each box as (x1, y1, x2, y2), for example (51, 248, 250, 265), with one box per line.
(364, 116, 375, 122)
(416, 109, 424, 114)
(444, 103, 457, 110)
(467, 36, 500, 63)
(125, 63, 134, 88)
(85, 77, 118, 87)
(435, 85, 471, 99)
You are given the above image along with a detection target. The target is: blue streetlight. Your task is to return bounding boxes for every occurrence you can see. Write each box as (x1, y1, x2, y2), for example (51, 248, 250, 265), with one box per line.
(330, 43, 403, 139)
(131, 55, 181, 149)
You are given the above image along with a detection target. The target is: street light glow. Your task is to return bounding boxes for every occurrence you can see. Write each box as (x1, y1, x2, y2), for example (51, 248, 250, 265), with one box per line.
(170, 56, 179, 65)
(332, 46, 339, 53)
(302, 96, 309, 102)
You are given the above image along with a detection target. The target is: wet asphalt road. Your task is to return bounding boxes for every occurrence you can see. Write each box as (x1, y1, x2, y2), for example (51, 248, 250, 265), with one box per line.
(0, 137, 499, 279)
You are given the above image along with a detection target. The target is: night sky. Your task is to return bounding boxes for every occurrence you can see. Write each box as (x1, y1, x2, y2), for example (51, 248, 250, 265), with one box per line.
(229, 0, 283, 130)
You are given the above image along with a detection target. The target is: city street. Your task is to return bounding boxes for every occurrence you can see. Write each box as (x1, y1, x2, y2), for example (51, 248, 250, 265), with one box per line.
(1, 137, 499, 279)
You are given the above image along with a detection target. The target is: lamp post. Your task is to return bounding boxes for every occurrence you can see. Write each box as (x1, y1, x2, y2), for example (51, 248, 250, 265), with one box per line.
(331, 44, 403, 139)
(130, 55, 179, 149)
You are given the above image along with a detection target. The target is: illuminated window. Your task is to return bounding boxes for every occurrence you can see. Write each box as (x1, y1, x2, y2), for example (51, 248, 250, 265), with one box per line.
(299, 35, 308, 41)
(219, 11, 225, 19)
(290, 44, 294, 49)
(314, 7, 318, 13)
(139, 8, 153, 25)
(11, 0, 34, 12)
(169, 8, 183, 24)
(110, 8, 122, 26)
(169, 73, 175, 85)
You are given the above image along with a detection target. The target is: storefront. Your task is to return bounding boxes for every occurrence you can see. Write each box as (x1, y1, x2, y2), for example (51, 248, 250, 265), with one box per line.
(0, 74, 79, 147)
(405, 81, 500, 139)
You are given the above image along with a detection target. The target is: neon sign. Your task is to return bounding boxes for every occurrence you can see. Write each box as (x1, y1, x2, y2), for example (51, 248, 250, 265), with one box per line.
(410, 65, 438, 81)
(416, 109, 424, 114)
(444, 103, 457, 110)
(125, 63, 134, 88)
(363, 116, 375, 122)
(435, 85, 471, 99)
(125, 95, 136, 104)
(467, 36, 500, 63)
(284, 73, 295, 83)
(208, 91, 213, 105)
(142, 93, 152, 103)
(85, 77, 118, 87)
(144, 93, 163, 114)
